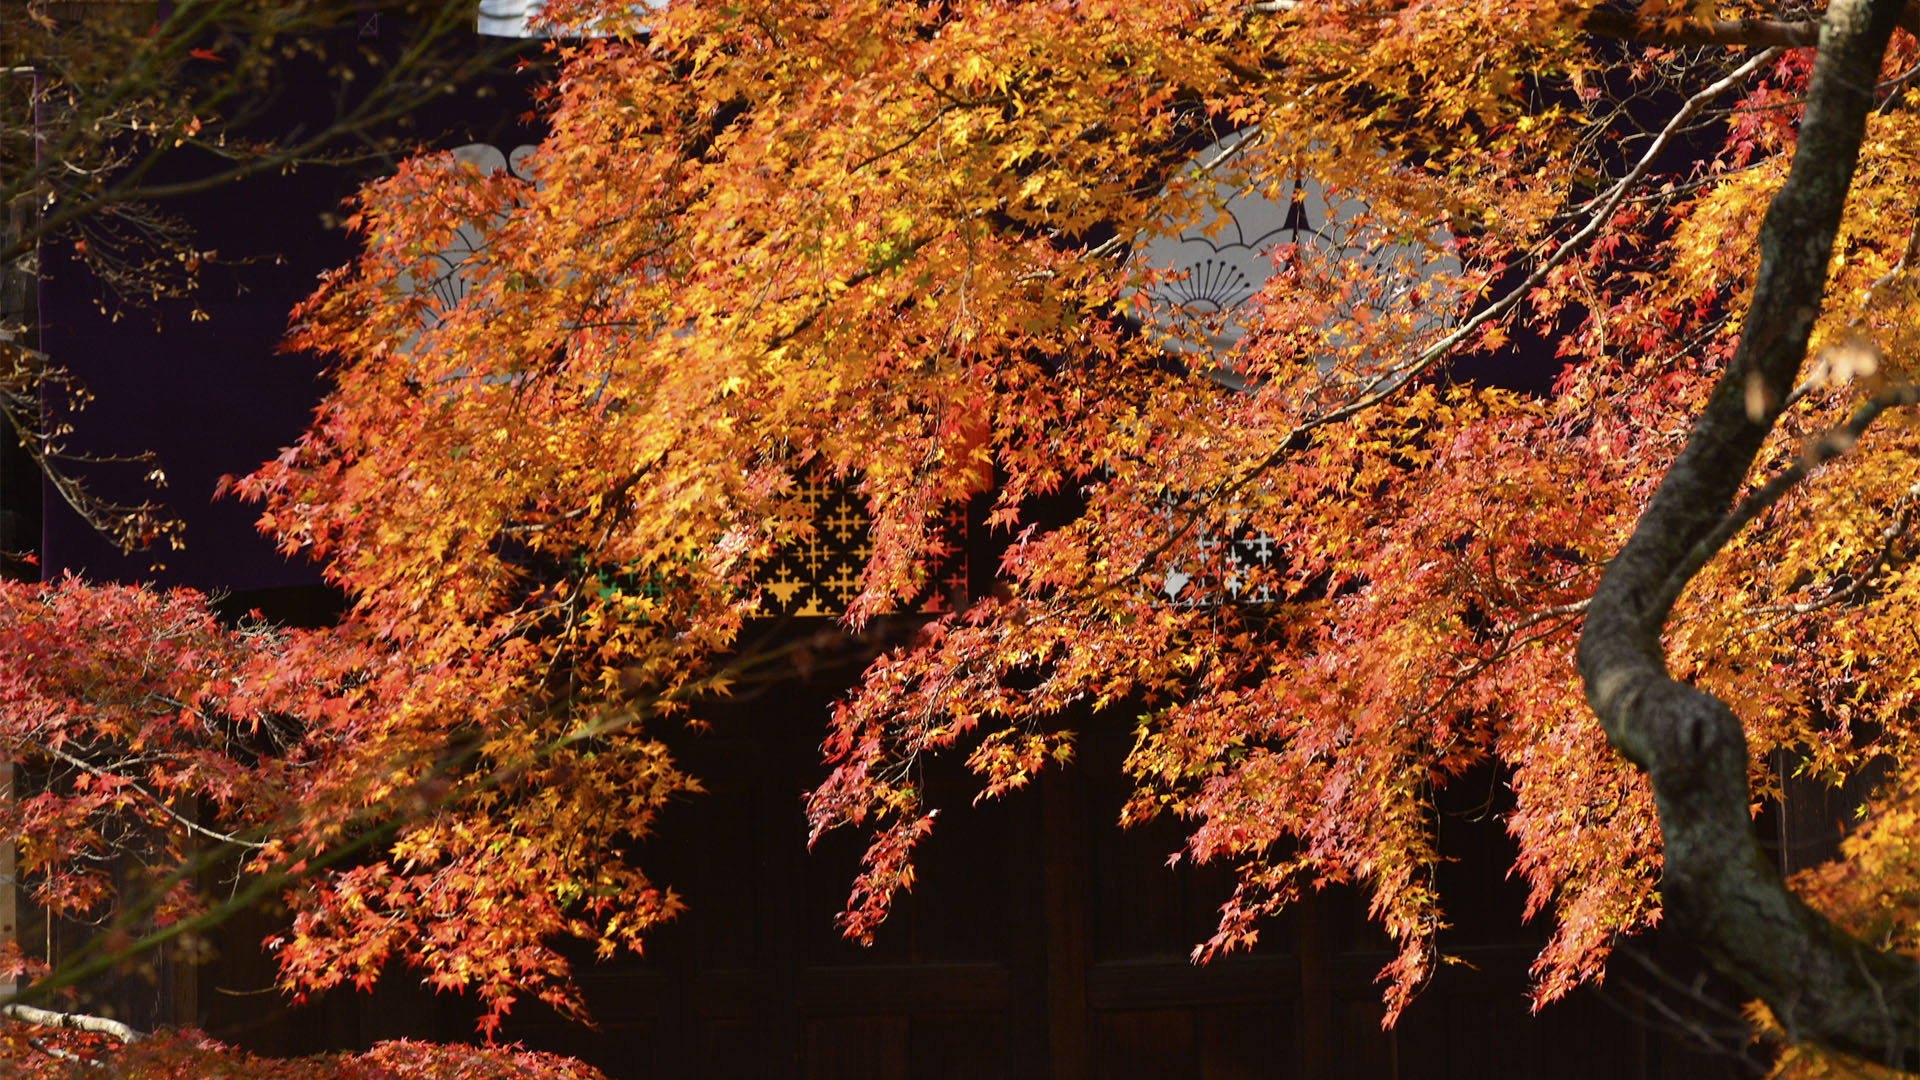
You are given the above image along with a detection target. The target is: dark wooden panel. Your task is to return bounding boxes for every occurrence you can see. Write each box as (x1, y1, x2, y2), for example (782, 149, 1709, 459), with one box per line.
(797, 963, 1011, 1014)
(804, 1014, 909, 1080)
(701, 1018, 759, 1078)
(800, 788, 1019, 968)
(911, 1012, 1012, 1079)
(1045, 767, 1092, 1080)
(1436, 990, 1515, 1080)
(1199, 1004, 1291, 1080)
(1088, 957, 1299, 1010)
(1333, 998, 1394, 1080)
(1084, 762, 1260, 966)
(1095, 1008, 1197, 1080)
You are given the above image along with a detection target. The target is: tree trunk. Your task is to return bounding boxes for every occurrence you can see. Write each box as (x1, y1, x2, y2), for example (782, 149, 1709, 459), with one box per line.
(1576, 0, 1920, 1068)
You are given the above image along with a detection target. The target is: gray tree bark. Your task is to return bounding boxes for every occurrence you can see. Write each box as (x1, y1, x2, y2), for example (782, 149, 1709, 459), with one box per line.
(1576, 0, 1920, 1067)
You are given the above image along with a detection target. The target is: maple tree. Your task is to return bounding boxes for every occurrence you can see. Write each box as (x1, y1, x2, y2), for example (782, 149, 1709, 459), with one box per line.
(12, 0, 1920, 1074)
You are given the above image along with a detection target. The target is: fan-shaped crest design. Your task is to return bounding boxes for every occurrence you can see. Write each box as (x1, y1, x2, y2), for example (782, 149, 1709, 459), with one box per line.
(1132, 127, 1463, 382)
(1168, 258, 1255, 313)
(477, 0, 661, 36)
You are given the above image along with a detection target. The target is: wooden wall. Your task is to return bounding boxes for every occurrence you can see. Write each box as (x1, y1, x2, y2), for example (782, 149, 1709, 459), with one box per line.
(200, 674, 1757, 1079)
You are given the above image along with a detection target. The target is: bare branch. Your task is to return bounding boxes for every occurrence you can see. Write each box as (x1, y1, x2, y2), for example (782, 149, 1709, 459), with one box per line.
(2, 1004, 145, 1043)
(37, 741, 266, 850)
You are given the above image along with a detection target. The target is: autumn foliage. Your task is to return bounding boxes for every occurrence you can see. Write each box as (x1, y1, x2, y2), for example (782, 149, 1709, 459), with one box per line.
(0, 1023, 606, 1080)
(9, 0, 1920, 1073)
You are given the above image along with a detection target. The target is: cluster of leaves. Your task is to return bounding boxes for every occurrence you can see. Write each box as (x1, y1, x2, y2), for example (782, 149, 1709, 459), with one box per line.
(0, 574, 696, 1038)
(0, 1023, 606, 1080)
(245, 0, 1920, 1033)
(269, 0, 1599, 1023)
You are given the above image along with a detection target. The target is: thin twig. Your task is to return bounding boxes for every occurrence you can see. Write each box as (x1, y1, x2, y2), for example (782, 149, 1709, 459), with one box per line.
(37, 742, 265, 850)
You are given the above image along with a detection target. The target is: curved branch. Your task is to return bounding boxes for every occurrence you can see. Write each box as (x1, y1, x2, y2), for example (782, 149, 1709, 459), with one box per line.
(1577, 0, 1920, 1068)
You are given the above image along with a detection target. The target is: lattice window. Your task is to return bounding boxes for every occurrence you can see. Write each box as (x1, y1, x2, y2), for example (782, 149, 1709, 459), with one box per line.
(1160, 519, 1285, 608)
(757, 477, 967, 618)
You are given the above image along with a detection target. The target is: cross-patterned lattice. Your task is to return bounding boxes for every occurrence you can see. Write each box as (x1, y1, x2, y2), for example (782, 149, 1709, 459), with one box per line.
(757, 477, 968, 618)
(1161, 520, 1284, 608)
